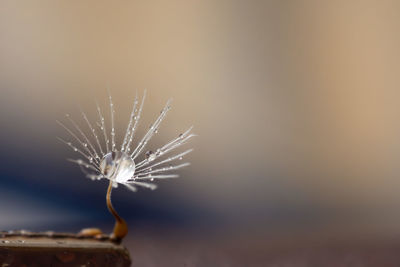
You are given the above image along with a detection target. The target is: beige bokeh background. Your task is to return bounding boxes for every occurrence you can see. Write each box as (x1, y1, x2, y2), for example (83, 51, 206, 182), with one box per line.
(1, 0, 400, 238)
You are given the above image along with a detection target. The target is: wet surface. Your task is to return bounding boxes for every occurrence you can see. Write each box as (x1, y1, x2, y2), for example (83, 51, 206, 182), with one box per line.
(0, 232, 130, 267)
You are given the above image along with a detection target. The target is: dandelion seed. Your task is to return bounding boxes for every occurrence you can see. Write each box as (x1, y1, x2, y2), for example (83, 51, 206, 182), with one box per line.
(58, 90, 195, 242)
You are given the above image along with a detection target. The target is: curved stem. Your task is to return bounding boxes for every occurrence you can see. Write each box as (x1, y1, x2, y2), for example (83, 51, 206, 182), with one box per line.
(106, 180, 128, 243)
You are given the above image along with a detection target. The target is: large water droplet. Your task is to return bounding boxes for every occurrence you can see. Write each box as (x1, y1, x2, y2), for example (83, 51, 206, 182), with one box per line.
(99, 152, 136, 183)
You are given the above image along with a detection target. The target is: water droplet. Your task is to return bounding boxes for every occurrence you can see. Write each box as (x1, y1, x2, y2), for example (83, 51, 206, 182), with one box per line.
(83, 143, 88, 147)
(99, 152, 136, 183)
(73, 148, 78, 152)
(145, 151, 156, 162)
(150, 178, 154, 181)
(179, 157, 183, 160)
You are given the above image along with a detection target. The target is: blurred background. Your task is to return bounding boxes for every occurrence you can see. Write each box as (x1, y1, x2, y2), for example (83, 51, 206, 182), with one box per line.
(1, 0, 400, 265)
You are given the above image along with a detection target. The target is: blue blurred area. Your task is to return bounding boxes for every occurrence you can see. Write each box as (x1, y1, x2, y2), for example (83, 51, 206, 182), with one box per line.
(0, 141, 218, 232)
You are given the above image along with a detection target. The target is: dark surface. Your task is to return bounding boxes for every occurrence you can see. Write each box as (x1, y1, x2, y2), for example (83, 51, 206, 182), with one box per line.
(123, 229, 400, 267)
(0, 232, 131, 267)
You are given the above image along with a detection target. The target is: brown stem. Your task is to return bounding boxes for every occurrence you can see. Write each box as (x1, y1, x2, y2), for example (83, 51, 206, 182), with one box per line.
(106, 180, 128, 243)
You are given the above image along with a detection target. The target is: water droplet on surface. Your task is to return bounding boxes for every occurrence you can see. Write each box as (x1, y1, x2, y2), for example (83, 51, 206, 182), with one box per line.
(179, 157, 183, 160)
(73, 148, 78, 152)
(83, 143, 87, 147)
(150, 178, 154, 181)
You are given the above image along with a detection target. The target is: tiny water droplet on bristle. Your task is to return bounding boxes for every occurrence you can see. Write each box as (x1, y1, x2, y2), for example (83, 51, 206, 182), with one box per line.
(150, 178, 154, 181)
(179, 157, 183, 160)
(145, 151, 156, 161)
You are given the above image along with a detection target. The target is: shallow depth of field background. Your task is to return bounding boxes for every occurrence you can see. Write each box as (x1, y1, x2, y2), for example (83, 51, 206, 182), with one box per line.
(1, 1, 400, 265)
